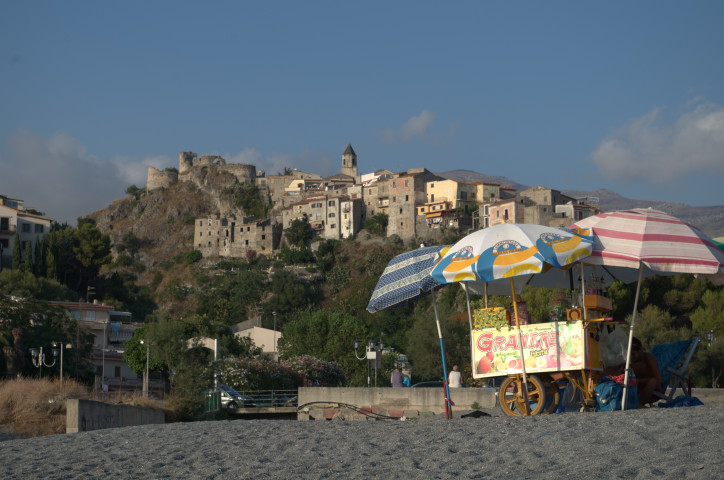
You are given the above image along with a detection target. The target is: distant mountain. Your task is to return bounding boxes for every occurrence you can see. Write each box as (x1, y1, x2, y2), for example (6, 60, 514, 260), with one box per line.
(436, 169, 724, 238)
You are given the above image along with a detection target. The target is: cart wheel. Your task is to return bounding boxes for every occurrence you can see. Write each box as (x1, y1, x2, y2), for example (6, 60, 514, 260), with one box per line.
(498, 374, 547, 416)
(540, 375, 561, 414)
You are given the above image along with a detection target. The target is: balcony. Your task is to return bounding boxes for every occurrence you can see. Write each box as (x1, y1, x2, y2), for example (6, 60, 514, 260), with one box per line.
(0, 224, 16, 236)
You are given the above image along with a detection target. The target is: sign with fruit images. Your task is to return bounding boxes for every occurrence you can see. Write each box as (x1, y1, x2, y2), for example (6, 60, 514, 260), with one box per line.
(472, 321, 587, 378)
(473, 307, 509, 330)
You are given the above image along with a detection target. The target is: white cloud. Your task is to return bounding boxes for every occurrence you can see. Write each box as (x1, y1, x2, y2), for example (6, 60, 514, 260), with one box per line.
(592, 102, 724, 183)
(380, 110, 435, 143)
(0, 129, 171, 224)
(111, 154, 169, 185)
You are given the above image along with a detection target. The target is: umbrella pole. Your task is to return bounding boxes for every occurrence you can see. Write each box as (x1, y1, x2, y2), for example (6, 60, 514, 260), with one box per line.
(510, 278, 531, 416)
(622, 265, 644, 410)
(463, 283, 475, 389)
(484, 282, 488, 309)
(431, 291, 453, 419)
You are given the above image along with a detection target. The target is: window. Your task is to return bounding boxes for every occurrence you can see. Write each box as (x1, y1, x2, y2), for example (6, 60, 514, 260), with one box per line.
(331, 224, 336, 229)
(405, 180, 409, 187)
(392, 181, 396, 188)
(34, 224, 44, 233)
(0, 217, 8, 230)
(430, 183, 434, 188)
(431, 194, 435, 202)
(328, 200, 336, 207)
(399, 208, 402, 214)
(22, 223, 30, 233)
(262, 235, 266, 240)
(329, 213, 335, 218)
(0, 239, 8, 249)
(245, 240, 249, 245)
(392, 196, 396, 202)
(115, 366, 121, 378)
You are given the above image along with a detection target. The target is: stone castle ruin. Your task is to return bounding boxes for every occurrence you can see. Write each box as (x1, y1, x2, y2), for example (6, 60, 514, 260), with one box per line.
(146, 152, 257, 191)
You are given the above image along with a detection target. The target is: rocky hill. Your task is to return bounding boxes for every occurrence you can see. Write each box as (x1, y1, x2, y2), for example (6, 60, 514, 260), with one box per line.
(87, 166, 724, 282)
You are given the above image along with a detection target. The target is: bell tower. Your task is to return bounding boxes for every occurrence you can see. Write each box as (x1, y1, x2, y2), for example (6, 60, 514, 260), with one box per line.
(341, 143, 358, 181)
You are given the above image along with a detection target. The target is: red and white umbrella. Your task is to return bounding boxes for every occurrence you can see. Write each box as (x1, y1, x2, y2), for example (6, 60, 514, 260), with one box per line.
(571, 208, 724, 275)
(571, 208, 724, 408)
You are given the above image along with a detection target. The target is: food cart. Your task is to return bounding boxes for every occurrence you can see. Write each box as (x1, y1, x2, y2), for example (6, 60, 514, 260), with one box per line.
(471, 294, 618, 416)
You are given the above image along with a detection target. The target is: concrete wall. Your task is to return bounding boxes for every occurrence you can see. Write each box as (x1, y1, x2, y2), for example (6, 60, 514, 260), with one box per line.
(66, 399, 165, 433)
(297, 387, 496, 420)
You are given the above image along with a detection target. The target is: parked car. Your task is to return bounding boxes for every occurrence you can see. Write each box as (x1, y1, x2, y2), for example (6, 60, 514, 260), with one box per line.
(216, 385, 255, 408)
(411, 381, 445, 388)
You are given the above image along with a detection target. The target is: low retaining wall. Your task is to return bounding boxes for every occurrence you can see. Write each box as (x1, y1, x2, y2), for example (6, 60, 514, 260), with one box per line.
(297, 387, 496, 421)
(66, 399, 165, 433)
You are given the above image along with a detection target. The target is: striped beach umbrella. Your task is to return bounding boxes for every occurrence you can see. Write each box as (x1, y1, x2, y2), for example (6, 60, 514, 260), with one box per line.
(367, 245, 455, 418)
(571, 208, 724, 408)
(571, 208, 724, 275)
(366, 245, 450, 313)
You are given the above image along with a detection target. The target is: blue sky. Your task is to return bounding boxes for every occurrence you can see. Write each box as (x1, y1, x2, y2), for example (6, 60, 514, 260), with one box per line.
(2, 1, 723, 224)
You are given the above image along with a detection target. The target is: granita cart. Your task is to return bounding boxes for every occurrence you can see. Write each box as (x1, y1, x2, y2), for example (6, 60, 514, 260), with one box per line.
(472, 296, 616, 416)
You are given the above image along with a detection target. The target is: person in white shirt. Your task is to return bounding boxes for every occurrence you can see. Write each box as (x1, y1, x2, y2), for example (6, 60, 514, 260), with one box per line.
(448, 365, 463, 388)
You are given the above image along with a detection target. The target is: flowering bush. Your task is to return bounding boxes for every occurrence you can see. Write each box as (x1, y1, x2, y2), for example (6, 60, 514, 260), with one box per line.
(217, 355, 346, 391)
(218, 357, 299, 392)
(282, 355, 347, 387)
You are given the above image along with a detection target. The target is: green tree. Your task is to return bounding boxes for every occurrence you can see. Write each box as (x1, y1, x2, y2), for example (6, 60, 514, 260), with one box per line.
(277, 310, 368, 386)
(284, 219, 313, 247)
(73, 218, 112, 290)
(364, 213, 388, 236)
(0, 269, 75, 301)
(265, 269, 315, 314)
(24, 241, 33, 273)
(690, 289, 724, 337)
(12, 233, 21, 269)
(34, 235, 43, 276)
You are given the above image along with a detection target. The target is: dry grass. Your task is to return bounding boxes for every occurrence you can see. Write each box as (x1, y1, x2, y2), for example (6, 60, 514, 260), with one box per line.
(0, 378, 91, 438)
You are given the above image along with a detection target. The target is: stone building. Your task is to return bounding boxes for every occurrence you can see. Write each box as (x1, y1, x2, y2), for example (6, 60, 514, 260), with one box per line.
(341, 143, 358, 181)
(480, 186, 598, 228)
(282, 194, 363, 240)
(195, 214, 281, 257)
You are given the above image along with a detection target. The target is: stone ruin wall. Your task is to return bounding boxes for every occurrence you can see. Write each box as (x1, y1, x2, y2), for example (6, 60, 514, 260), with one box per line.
(146, 166, 179, 191)
(147, 151, 258, 190)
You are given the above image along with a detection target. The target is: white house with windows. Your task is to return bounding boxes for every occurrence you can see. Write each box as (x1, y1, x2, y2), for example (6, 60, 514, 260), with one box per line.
(0, 195, 53, 270)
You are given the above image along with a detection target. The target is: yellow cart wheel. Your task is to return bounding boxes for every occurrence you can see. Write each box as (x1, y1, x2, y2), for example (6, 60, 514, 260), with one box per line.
(498, 374, 547, 416)
(540, 374, 561, 414)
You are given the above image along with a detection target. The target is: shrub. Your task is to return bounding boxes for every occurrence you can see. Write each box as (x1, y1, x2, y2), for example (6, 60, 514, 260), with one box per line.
(183, 216, 196, 225)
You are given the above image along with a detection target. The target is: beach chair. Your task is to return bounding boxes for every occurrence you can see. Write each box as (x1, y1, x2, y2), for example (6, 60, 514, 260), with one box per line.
(650, 336, 701, 403)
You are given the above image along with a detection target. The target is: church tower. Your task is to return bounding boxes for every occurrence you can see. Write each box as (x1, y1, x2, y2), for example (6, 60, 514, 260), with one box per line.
(341, 143, 358, 181)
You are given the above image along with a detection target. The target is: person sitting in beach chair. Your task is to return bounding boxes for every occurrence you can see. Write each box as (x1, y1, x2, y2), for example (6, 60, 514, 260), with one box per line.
(604, 337, 662, 407)
(629, 337, 663, 407)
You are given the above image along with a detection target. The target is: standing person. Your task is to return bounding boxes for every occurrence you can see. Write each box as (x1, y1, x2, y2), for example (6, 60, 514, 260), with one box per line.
(449, 365, 463, 388)
(391, 366, 404, 387)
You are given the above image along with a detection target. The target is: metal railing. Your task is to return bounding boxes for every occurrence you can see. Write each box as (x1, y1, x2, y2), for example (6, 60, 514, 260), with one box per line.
(236, 389, 299, 408)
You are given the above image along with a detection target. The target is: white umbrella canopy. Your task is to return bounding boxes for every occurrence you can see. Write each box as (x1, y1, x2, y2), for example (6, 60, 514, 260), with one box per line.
(571, 208, 724, 275)
(570, 208, 724, 408)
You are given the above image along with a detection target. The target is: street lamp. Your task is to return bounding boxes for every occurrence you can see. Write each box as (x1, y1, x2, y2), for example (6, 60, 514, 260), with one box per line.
(139, 339, 150, 398)
(353, 340, 386, 387)
(52, 341, 71, 392)
(30, 345, 58, 379)
(705, 330, 715, 387)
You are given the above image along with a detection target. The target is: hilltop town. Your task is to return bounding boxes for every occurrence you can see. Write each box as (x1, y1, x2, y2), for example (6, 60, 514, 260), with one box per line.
(145, 144, 600, 260)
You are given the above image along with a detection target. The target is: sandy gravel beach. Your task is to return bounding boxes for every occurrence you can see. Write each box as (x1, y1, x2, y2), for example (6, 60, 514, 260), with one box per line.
(1, 406, 722, 479)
